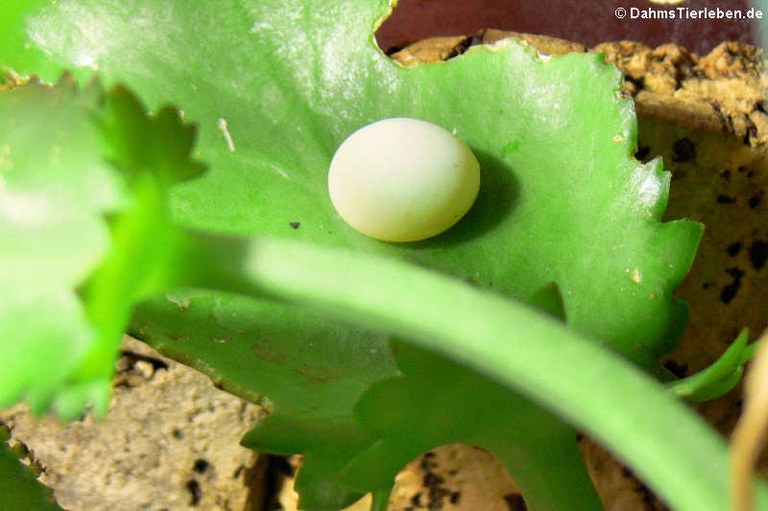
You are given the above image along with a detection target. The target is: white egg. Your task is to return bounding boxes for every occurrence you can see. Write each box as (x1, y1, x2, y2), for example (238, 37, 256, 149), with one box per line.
(328, 118, 481, 242)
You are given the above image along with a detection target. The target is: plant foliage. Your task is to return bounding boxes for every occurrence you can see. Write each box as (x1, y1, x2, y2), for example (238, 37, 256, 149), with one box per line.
(3, 1, 760, 510)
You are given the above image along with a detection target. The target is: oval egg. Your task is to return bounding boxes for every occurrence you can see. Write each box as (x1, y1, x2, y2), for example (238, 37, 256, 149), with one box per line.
(328, 117, 481, 242)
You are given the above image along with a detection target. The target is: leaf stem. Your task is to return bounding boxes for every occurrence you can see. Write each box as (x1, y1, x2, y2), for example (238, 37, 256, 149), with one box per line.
(667, 329, 753, 403)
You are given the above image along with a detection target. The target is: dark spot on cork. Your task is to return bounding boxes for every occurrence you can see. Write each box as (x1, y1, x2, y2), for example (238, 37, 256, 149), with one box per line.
(289, 221, 301, 229)
(749, 241, 768, 270)
(116, 351, 168, 384)
(671, 169, 687, 181)
(720, 267, 745, 304)
(720, 170, 731, 180)
(504, 493, 528, 511)
(634, 477, 663, 507)
(445, 36, 473, 60)
(663, 359, 688, 378)
(711, 101, 734, 134)
(172, 428, 184, 440)
(422, 471, 445, 487)
(702, 281, 716, 290)
(186, 479, 202, 506)
(384, 43, 408, 56)
(634, 145, 651, 161)
(671, 138, 696, 162)
(626, 75, 645, 92)
(717, 194, 737, 204)
(743, 113, 759, 146)
(272, 456, 296, 477)
(749, 194, 763, 209)
(621, 464, 664, 506)
(727, 242, 742, 257)
(193, 459, 210, 474)
(416, 452, 460, 509)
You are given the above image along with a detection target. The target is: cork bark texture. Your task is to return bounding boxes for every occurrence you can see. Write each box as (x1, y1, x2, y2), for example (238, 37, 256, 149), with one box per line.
(0, 338, 265, 511)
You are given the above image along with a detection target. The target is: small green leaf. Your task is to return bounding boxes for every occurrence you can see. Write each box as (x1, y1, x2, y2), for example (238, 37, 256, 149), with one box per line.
(668, 329, 757, 403)
(0, 423, 64, 511)
(100, 86, 205, 185)
(0, 79, 123, 417)
(343, 341, 602, 510)
(0, 78, 202, 417)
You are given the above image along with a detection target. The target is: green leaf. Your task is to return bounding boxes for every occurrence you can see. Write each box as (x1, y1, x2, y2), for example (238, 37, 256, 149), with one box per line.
(1, 1, 700, 364)
(343, 341, 602, 510)
(135, 294, 399, 508)
(0, 424, 63, 511)
(179, 235, 767, 511)
(668, 329, 758, 403)
(0, 78, 123, 417)
(0, 79, 202, 417)
(76, 86, 203, 386)
(99, 86, 205, 186)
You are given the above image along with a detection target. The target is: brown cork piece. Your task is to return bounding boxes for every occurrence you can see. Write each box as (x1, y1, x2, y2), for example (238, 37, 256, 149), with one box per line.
(392, 31, 768, 147)
(275, 446, 521, 511)
(390, 36, 471, 68)
(1, 337, 266, 511)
